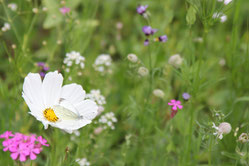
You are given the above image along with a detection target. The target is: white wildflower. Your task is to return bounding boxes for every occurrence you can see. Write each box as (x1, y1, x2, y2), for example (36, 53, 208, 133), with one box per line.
(76, 158, 90, 166)
(1, 23, 11, 32)
(168, 54, 183, 68)
(22, 71, 98, 133)
(153, 89, 165, 98)
(99, 112, 117, 130)
(86, 89, 106, 106)
(8, 3, 18, 11)
(138, 66, 149, 76)
(93, 54, 112, 74)
(213, 12, 227, 23)
(217, 0, 232, 5)
(212, 122, 232, 139)
(63, 51, 85, 70)
(127, 53, 138, 63)
(94, 127, 103, 135)
(219, 58, 226, 66)
(238, 133, 249, 143)
(32, 8, 39, 14)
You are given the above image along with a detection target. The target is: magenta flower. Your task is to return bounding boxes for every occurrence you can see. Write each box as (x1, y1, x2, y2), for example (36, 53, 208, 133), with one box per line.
(0, 131, 14, 139)
(0, 131, 49, 162)
(144, 39, 149, 46)
(60, 7, 70, 15)
(10, 143, 29, 162)
(168, 99, 183, 111)
(168, 99, 183, 118)
(137, 5, 148, 15)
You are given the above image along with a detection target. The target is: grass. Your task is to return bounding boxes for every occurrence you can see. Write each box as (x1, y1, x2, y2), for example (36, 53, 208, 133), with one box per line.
(0, 0, 249, 165)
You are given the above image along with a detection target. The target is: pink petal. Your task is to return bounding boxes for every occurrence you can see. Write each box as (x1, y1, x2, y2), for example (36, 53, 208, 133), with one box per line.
(170, 99, 176, 103)
(177, 105, 183, 109)
(172, 105, 177, 111)
(11, 152, 19, 160)
(19, 154, 27, 162)
(30, 152, 37, 160)
(176, 101, 181, 104)
(168, 102, 173, 106)
(3, 147, 9, 151)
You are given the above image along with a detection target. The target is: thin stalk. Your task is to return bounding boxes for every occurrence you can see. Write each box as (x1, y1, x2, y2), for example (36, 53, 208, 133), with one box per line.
(208, 136, 213, 166)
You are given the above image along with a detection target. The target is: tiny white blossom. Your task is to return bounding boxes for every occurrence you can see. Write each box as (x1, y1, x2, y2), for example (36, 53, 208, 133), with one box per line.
(8, 3, 18, 11)
(219, 58, 226, 66)
(93, 54, 112, 74)
(76, 158, 90, 166)
(63, 51, 85, 69)
(213, 12, 227, 23)
(217, 0, 232, 5)
(138, 66, 149, 76)
(212, 122, 231, 139)
(153, 89, 165, 98)
(168, 54, 183, 68)
(127, 53, 138, 63)
(1, 23, 11, 32)
(86, 89, 106, 106)
(99, 112, 117, 130)
(32, 8, 39, 14)
(238, 133, 249, 143)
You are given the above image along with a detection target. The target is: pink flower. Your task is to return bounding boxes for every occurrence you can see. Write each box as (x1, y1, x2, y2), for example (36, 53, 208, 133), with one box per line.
(0, 131, 49, 162)
(0, 131, 14, 139)
(168, 99, 183, 118)
(37, 136, 49, 147)
(168, 99, 183, 111)
(60, 7, 70, 15)
(10, 143, 29, 162)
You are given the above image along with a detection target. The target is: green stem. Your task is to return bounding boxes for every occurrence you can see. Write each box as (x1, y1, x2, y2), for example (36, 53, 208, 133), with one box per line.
(208, 136, 213, 166)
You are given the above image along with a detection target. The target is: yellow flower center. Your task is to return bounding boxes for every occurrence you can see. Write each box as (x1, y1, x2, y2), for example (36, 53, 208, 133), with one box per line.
(43, 108, 59, 122)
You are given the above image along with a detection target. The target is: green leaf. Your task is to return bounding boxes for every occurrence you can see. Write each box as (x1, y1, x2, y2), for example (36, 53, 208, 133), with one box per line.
(234, 96, 249, 103)
(186, 6, 197, 26)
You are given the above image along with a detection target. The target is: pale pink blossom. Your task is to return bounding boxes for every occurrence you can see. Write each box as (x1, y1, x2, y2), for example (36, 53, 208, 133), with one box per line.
(60, 7, 70, 15)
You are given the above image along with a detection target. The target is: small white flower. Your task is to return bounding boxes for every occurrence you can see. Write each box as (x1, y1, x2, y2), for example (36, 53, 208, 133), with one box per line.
(168, 54, 183, 68)
(64, 51, 85, 69)
(193, 37, 203, 43)
(94, 127, 103, 135)
(93, 54, 112, 74)
(98, 112, 117, 130)
(219, 58, 226, 66)
(127, 53, 138, 63)
(138, 66, 149, 76)
(213, 12, 227, 23)
(22, 71, 98, 133)
(224, 0, 232, 5)
(8, 3, 18, 11)
(212, 122, 231, 139)
(86, 89, 106, 106)
(220, 14, 227, 23)
(32, 8, 39, 14)
(238, 133, 249, 143)
(76, 158, 90, 166)
(1, 23, 11, 32)
(153, 89, 165, 98)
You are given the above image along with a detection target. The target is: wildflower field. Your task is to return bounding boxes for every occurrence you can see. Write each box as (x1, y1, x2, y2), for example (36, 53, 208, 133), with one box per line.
(0, 0, 249, 165)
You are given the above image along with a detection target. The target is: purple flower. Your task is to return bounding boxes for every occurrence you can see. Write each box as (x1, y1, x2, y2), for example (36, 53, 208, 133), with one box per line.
(142, 26, 157, 36)
(136, 5, 148, 15)
(182, 93, 191, 100)
(144, 39, 149, 46)
(39, 72, 45, 77)
(43, 66, 49, 71)
(159, 35, 168, 42)
(37, 62, 45, 67)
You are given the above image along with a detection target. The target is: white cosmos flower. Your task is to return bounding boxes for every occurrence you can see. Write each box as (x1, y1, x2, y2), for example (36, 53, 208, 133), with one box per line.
(22, 71, 98, 133)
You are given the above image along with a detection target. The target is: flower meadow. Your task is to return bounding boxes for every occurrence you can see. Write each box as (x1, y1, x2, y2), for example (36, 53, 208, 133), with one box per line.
(0, 0, 248, 165)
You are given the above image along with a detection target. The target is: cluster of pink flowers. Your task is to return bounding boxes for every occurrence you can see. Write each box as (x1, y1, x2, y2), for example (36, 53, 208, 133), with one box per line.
(0, 131, 49, 162)
(168, 99, 183, 118)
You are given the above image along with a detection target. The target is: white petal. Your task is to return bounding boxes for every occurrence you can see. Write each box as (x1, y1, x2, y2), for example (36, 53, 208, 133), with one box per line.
(50, 118, 92, 131)
(22, 73, 44, 114)
(42, 71, 63, 108)
(75, 99, 98, 120)
(60, 83, 86, 106)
